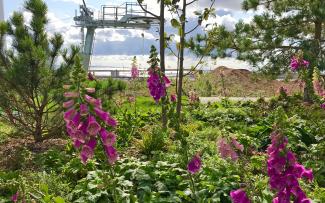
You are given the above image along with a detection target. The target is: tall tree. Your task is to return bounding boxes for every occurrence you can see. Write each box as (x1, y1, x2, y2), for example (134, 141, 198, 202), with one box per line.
(0, 0, 79, 142)
(204, 0, 325, 102)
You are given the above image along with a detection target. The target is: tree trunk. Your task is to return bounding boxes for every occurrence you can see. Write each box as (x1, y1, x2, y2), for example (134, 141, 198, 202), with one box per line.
(34, 111, 43, 142)
(160, 0, 167, 129)
(304, 20, 323, 102)
(176, 0, 186, 125)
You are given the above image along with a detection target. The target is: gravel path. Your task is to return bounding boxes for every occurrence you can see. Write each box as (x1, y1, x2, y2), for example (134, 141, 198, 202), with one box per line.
(199, 97, 269, 104)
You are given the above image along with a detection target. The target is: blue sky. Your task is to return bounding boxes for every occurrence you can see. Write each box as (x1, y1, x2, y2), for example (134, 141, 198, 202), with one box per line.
(4, 0, 254, 69)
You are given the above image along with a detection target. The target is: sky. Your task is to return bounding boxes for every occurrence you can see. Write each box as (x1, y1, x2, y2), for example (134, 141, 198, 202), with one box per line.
(4, 0, 256, 70)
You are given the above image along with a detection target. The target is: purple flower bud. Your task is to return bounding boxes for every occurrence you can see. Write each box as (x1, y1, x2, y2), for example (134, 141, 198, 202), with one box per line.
(187, 154, 202, 174)
(64, 92, 79, 98)
(170, 94, 176, 102)
(11, 191, 19, 203)
(88, 72, 95, 81)
(230, 189, 251, 203)
(63, 100, 74, 108)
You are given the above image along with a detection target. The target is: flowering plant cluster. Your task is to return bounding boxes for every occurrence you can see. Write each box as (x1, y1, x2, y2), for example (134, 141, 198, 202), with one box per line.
(267, 131, 313, 203)
(147, 67, 171, 102)
(131, 56, 140, 79)
(188, 90, 200, 104)
(217, 137, 244, 161)
(290, 55, 309, 71)
(187, 153, 202, 174)
(63, 58, 118, 165)
(312, 68, 325, 109)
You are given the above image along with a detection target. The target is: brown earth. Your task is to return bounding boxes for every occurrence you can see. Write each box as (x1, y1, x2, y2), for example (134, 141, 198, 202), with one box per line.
(190, 66, 302, 97)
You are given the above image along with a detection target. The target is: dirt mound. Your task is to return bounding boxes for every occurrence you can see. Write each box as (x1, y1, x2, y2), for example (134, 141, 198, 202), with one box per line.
(194, 66, 301, 97)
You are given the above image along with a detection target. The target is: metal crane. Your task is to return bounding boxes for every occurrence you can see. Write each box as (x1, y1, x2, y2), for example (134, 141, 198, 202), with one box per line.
(74, 0, 159, 71)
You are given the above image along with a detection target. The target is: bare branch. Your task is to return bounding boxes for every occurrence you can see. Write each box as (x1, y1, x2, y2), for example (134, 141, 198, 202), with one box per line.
(136, 0, 160, 19)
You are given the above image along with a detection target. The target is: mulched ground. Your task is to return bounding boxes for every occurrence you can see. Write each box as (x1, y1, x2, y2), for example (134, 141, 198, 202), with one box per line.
(0, 136, 67, 170)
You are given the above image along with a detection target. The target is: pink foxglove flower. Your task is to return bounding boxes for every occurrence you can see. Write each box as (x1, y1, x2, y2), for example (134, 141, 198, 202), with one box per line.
(131, 65, 139, 79)
(64, 108, 77, 122)
(104, 145, 118, 165)
(64, 92, 79, 98)
(80, 104, 88, 115)
(100, 128, 116, 146)
(187, 154, 202, 174)
(217, 137, 243, 161)
(80, 139, 97, 164)
(170, 94, 176, 102)
(230, 189, 251, 203)
(63, 100, 74, 108)
(290, 56, 309, 71)
(11, 191, 19, 202)
(267, 131, 313, 202)
(86, 116, 101, 136)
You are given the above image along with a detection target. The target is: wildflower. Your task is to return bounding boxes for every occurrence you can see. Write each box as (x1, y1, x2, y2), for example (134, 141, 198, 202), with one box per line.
(147, 72, 168, 102)
(170, 94, 177, 102)
(80, 104, 88, 115)
(94, 107, 109, 121)
(321, 103, 325, 109)
(80, 139, 97, 164)
(217, 137, 243, 161)
(64, 108, 77, 122)
(64, 92, 79, 98)
(86, 116, 101, 136)
(231, 138, 244, 152)
(85, 88, 96, 93)
(11, 191, 19, 203)
(131, 65, 140, 79)
(88, 72, 95, 81)
(100, 128, 116, 146)
(187, 154, 202, 174)
(290, 56, 309, 71)
(104, 145, 118, 165)
(63, 100, 74, 108)
(84, 94, 96, 104)
(267, 131, 313, 202)
(188, 90, 199, 104)
(230, 189, 251, 203)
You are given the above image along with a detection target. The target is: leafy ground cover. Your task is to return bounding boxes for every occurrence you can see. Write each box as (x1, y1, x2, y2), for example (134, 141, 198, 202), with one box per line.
(1, 94, 324, 202)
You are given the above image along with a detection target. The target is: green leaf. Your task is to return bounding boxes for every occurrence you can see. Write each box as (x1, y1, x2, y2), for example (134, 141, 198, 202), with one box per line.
(53, 197, 65, 203)
(171, 19, 180, 28)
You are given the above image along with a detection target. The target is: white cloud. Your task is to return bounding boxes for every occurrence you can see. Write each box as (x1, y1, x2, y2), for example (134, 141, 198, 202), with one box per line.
(203, 14, 238, 31)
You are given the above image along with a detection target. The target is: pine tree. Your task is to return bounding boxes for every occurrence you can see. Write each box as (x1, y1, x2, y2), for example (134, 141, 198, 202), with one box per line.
(205, 0, 325, 102)
(0, 0, 79, 142)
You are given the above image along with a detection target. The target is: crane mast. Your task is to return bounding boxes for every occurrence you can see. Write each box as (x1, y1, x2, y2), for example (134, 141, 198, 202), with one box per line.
(74, 1, 159, 71)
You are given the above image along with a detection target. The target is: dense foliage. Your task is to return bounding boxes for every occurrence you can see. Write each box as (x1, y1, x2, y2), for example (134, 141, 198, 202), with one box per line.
(0, 0, 79, 142)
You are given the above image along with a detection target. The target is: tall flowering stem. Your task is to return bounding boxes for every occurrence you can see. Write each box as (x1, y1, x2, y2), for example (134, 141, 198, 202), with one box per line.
(267, 131, 313, 203)
(63, 56, 119, 166)
(131, 56, 140, 79)
(187, 153, 202, 201)
(289, 51, 314, 102)
(147, 46, 170, 129)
